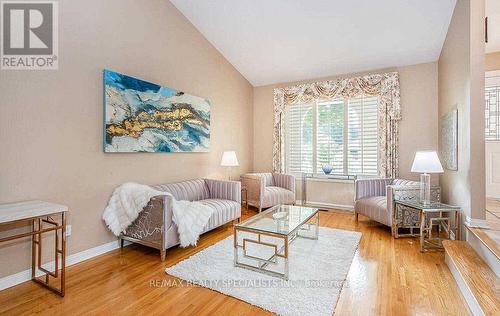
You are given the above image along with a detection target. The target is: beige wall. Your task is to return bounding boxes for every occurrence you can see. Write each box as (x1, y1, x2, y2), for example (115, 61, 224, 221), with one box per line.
(486, 52, 500, 71)
(253, 63, 439, 201)
(438, 0, 485, 221)
(398, 63, 440, 182)
(252, 85, 276, 172)
(485, 142, 500, 198)
(0, 0, 253, 277)
(469, 0, 486, 221)
(253, 62, 438, 207)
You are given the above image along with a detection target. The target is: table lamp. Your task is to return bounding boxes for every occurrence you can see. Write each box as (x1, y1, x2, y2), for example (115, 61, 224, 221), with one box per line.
(411, 150, 444, 205)
(220, 151, 239, 180)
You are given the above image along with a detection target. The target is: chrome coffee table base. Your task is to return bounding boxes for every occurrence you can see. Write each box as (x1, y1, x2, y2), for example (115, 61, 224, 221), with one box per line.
(233, 207, 319, 280)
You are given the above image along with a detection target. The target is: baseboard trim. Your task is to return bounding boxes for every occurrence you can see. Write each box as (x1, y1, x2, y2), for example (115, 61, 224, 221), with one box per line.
(0, 239, 130, 291)
(297, 200, 354, 211)
(465, 216, 489, 229)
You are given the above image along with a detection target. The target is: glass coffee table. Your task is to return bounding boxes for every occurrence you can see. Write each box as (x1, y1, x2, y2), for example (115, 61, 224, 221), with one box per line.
(233, 204, 319, 280)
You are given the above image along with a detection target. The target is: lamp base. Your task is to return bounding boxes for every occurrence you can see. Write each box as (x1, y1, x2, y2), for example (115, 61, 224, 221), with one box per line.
(420, 173, 431, 205)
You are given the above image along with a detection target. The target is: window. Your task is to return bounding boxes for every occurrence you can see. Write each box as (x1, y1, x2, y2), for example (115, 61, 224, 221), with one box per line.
(317, 99, 344, 174)
(348, 95, 379, 175)
(286, 103, 314, 173)
(285, 95, 379, 176)
(485, 84, 500, 141)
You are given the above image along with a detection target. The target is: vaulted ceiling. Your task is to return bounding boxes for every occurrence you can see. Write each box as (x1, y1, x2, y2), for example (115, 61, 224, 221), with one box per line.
(171, 0, 457, 86)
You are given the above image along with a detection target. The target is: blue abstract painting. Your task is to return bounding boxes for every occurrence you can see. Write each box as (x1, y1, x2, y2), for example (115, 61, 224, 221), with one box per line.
(103, 69, 210, 152)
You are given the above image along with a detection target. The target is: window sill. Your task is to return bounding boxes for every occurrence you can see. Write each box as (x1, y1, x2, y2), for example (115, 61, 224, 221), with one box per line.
(290, 173, 377, 184)
(305, 178, 354, 184)
(294, 177, 354, 184)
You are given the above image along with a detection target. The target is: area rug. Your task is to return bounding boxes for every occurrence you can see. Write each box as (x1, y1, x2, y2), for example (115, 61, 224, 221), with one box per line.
(165, 227, 362, 316)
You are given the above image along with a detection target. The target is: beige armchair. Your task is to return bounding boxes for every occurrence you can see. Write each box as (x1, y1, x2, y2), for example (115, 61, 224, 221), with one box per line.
(240, 173, 296, 212)
(354, 178, 440, 237)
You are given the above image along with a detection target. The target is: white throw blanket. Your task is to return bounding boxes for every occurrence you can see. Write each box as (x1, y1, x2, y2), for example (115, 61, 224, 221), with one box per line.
(102, 182, 214, 247)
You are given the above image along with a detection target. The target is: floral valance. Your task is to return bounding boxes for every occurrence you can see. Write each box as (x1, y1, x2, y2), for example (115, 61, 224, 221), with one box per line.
(272, 72, 401, 177)
(273, 72, 401, 120)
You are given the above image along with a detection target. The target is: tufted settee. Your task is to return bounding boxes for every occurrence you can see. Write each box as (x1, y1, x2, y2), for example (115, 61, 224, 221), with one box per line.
(120, 178, 241, 260)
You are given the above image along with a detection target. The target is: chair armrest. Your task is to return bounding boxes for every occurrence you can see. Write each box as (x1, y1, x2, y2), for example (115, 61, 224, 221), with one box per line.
(204, 179, 241, 203)
(240, 174, 265, 206)
(122, 194, 173, 249)
(273, 173, 295, 192)
(159, 195, 174, 231)
(354, 178, 393, 201)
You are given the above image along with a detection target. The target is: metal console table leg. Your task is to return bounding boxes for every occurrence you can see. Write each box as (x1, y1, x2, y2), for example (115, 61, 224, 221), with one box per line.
(31, 212, 67, 296)
(0, 201, 68, 297)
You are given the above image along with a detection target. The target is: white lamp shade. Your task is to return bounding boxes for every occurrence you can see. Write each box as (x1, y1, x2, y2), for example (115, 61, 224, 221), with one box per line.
(411, 151, 444, 173)
(220, 151, 239, 167)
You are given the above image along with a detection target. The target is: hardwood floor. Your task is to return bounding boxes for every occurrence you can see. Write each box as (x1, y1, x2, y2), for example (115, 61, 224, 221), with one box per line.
(0, 208, 469, 315)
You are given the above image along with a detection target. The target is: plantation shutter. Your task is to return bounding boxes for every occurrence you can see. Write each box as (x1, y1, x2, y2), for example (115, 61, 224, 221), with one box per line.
(347, 95, 379, 175)
(316, 100, 345, 174)
(285, 95, 379, 176)
(286, 103, 314, 173)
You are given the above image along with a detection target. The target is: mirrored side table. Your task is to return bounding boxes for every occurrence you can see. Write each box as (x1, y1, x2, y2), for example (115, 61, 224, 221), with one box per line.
(395, 200, 460, 252)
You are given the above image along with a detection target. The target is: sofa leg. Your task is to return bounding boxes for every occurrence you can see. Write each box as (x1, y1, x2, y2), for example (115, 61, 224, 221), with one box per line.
(354, 212, 359, 221)
(120, 237, 124, 249)
(160, 249, 166, 262)
(391, 224, 397, 238)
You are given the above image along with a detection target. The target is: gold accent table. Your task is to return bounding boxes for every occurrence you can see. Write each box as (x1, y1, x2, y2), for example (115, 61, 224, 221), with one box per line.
(0, 200, 68, 296)
(233, 204, 319, 280)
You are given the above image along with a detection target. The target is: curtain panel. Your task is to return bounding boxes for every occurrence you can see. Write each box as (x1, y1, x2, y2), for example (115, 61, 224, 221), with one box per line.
(273, 72, 401, 178)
